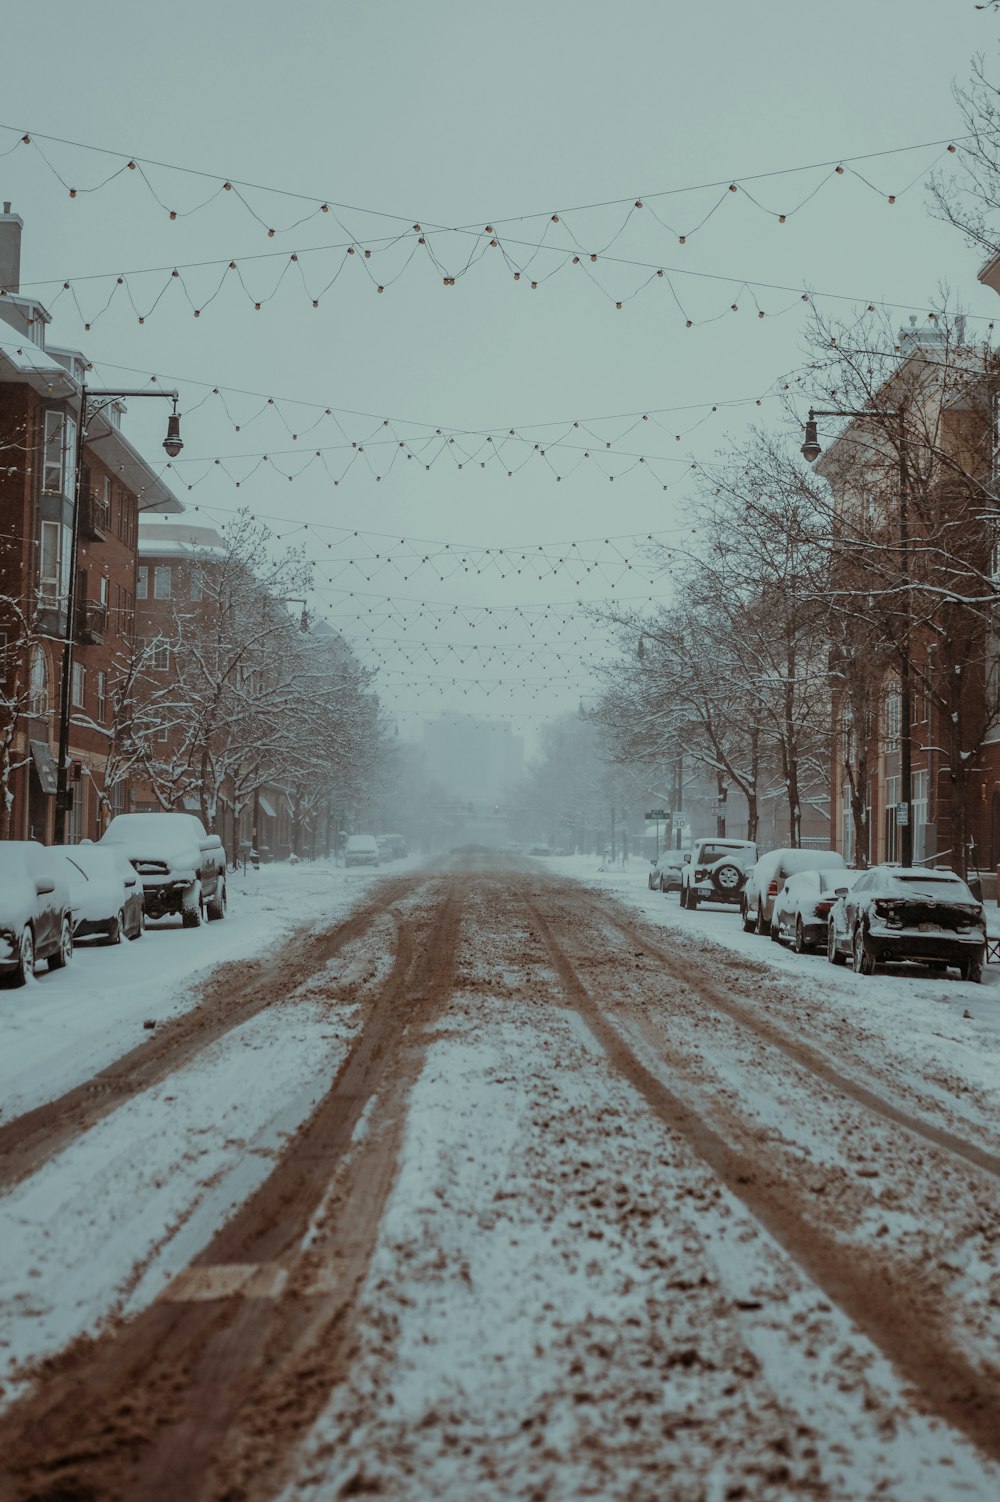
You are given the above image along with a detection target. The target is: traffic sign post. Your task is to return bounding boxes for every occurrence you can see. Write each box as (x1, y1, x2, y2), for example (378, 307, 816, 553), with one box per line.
(645, 808, 669, 857)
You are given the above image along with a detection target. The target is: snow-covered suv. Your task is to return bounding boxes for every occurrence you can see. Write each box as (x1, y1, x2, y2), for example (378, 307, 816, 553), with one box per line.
(101, 812, 227, 927)
(679, 839, 758, 910)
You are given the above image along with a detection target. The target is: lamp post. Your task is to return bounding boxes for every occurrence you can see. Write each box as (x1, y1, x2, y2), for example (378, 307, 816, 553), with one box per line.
(54, 388, 182, 844)
(801, 407, 912, 866)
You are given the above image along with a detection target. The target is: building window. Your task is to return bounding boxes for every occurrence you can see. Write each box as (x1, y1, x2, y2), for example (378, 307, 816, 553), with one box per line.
(190, 568, 202, 602)
(884, 684, 901, 749)
(72, 661, 86, 707)
(912, 769, 929, 865)
(28, 646, 48, 716)
(117, 492, 135, 549)
(137, 565, 148, 600)
(885, 774, 899, 863)
(42, 412, 61, 492)
(139, 636, 170, 672)
(153, 565, 172, 600)
(39, 520, 65, 602)
(96, 671, 107, 723)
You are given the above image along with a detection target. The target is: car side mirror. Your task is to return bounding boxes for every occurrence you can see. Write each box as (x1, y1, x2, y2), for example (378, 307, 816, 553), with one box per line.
(199, 837, 218, 852)
(35, 878, 55, 895)
(833, 886, 848, 897)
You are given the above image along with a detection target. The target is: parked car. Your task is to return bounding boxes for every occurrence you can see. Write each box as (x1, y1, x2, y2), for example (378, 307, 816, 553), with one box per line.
(771, 868, 863, 953)
(0, 841, 74, 986)
(648, 849, 688, 893)
(741, 848, 847, 936)
(345, 834, 380, 868)
(827, 864, 986, 981)
(375, 836, 394, 863)
(54, 843, 144, 943)
(100, 812, 227, 927)
(679, 839, 758, 909)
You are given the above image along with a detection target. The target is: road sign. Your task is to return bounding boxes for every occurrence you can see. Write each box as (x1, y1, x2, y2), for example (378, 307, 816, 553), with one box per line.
(645, 808, 669, 819)
(895, 802, 909, 826)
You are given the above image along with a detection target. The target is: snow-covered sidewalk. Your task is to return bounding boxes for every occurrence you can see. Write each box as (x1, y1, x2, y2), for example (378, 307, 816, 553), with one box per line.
(0, 857, 415, 1126)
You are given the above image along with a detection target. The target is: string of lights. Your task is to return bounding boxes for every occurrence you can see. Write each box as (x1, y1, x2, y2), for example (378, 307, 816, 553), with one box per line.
(9, 223, 991, 327)
(0, 331, 799, 441)
(0, 119, 965, 250)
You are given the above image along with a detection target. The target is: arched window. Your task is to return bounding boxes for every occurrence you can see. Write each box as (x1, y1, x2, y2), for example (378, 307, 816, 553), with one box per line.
(27, 646, 49, 717)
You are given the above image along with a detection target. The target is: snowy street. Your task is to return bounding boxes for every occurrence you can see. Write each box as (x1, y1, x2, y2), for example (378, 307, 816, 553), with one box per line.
(2, 855, 1000, 1501)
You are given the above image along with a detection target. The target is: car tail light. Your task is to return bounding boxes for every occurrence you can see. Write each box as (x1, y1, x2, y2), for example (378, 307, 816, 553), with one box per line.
(873, 899, 904, 928)
(695, 868, 709, 881)
(815, 901, 833, 917)
(767, 879, 779, 898)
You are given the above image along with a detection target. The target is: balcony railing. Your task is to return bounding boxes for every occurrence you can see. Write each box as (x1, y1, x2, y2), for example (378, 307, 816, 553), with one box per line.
(80, 491, 111, 541)
(74, 600, 107, 645)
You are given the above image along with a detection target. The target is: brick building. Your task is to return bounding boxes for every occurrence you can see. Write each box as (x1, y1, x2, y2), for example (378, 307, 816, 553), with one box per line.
(0, 204, 181, 842)
(817, 318, 998, 877)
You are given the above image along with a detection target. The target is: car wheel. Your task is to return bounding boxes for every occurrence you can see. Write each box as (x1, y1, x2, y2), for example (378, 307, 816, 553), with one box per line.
(181, 881, 203, 929)
(852, 925, 875, 976)
(793, 917, 807, 954)
(8, 926, 34, 987)
(770, 918, 781, 943)
(741, 901, 755, 934)
(206, 877, 227, 922)
(961, 956, 984, 984)
(47, 917, 73, 971)
(828, 922, 847, 966)
(129, 915, 144, 940)
(687, 890, 699, 910)
(106, 909, 124, 946)
(712, 862, 744, 896)
(754, 903, 767, 936)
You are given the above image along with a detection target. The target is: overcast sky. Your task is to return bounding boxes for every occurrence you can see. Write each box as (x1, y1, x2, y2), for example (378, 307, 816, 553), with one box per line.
(2, 0, 997, 747)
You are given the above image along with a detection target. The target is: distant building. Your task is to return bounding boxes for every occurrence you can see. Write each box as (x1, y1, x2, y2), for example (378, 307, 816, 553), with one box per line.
(422, 717, 524, 809)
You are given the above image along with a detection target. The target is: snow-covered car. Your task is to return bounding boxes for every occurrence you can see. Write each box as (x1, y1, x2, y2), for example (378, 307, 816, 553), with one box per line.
(741, 848, 847, 936)
(0, 841, 74, 986)
(771, 868, 863, 953)
(344, 834, 379, 868)
(827, 864, 986, 981)
(100, 812, 227, 927)
(53, 844, 145, 943)
(647, 849, 688, 892)
(679, 839, 758, 910)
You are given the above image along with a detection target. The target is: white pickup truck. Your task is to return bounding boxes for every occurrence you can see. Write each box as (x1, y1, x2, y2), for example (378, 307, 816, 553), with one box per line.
(100, 812, 227, 927)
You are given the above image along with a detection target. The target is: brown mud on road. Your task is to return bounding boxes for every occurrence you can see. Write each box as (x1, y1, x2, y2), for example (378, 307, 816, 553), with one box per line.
(2, 860, 1000, 1502)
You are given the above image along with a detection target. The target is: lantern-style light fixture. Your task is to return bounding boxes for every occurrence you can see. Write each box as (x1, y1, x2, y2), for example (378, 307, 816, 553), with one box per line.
(163, 398, 183, 458)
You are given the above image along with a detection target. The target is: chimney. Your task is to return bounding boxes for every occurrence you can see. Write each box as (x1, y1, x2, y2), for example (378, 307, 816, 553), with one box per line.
(0, 202, 23, 293)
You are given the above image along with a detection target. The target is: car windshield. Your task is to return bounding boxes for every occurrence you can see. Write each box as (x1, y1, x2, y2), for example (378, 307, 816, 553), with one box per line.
(866, 869, 974, 902)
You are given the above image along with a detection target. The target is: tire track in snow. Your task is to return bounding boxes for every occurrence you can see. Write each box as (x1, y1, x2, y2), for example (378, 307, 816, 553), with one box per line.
(522, 882, 1000, 1470)
(594, 896, 1000, 1181)
(0, 876, 464, 1502)
(0, 868, 429, 1191)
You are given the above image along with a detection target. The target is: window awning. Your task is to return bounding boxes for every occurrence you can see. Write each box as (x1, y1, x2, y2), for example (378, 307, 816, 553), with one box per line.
(30, 739, 58, 795)
(258, 795, 276, 819)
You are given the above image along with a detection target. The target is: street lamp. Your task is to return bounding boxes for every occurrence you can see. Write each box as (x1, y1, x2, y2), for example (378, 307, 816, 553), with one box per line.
(54, 388, 183, 844)
(801, 406, 912, 866)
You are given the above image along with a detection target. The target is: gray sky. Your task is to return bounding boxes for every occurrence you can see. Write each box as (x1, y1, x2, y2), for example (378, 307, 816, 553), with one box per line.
(2, 0, 996, 747)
